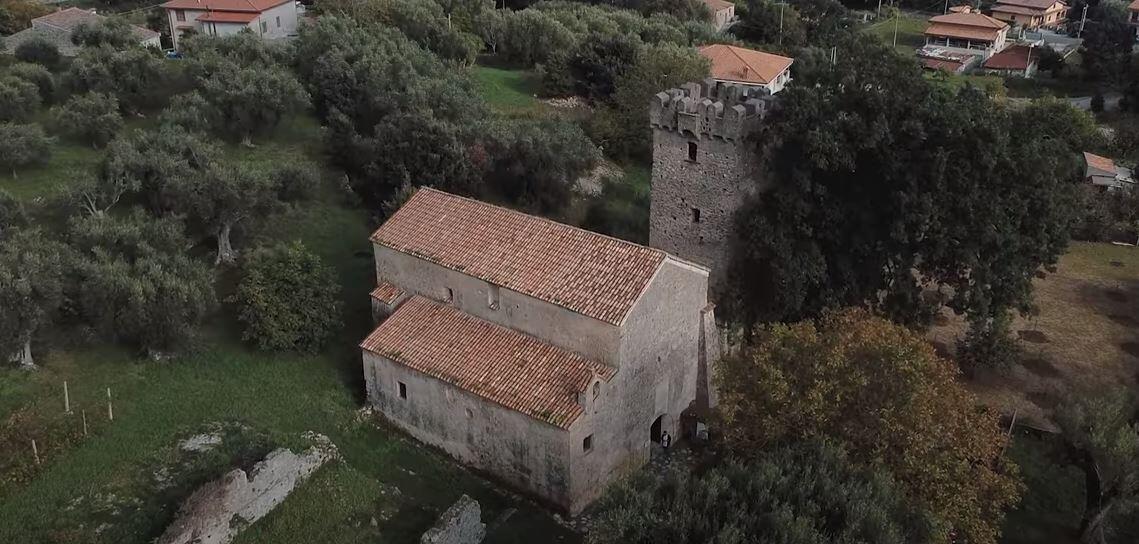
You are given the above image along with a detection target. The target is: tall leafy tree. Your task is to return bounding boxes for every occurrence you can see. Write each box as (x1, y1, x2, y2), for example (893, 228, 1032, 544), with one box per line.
(66, 46, 167, 113)
(483, 119, 601, 214)
(727, 38, 1077, 330)
(165, 163, 279, 265)
(6, 63, 55, 104)
(97, 126, 218, 214)
(1057, 388, 1139, 544)
(50, 92, 123, 148)
(13, 37, 60, 68)
(195, 61, 309, 144)
(71, 18, 137, 49)
(0, 122, 53, 177)
(590, 441, 936, 544)
(0, 229, 68, 369)
(232, 242, 342, 352)
(715, 309, 1022, 544)
(70, 212, 216, 356)
(731, 0, 808, 46)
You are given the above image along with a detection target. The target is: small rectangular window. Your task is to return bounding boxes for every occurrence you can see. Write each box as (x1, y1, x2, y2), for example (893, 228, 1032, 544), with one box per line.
(582, 435, 593, 453)
(487, 284, 500, 310)
(175, 9, 185, 22)
(276, 16, 281, 27)
(260, 21, 267, 33)
(687, 142, 698, 162)
(398, 382, 407, 399)
(445, 287, 454, 302)
(692, 208, 701, 223)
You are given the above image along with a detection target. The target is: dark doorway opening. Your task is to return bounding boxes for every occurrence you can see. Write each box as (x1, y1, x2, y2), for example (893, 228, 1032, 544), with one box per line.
(650, 415, 663, 443)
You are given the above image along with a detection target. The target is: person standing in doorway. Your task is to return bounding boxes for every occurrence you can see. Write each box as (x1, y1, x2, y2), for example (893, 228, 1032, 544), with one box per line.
(660, 430, 672, 454)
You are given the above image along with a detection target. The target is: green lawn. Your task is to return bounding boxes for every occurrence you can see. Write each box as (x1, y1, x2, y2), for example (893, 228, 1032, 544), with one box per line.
(864, 13, 928, 54)
(472, 65, 549, 118)
(0, 114, 577, 543)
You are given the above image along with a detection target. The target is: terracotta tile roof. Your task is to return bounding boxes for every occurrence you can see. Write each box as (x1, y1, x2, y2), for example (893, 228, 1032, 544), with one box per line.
(1130, 0, 1139, 11)
(921, 56, 966, 72)
(197, 10, 260, 23)
(992, 4, 1045, 15)
(33, 8, 99, 31)
(983, 44, 1035, 70)
(925, 23, 1004, 42)
(1084, 152, 1116, 173)
(370, 282, 404, 305)
(161, 0, 292, 12)
(361, 296, 615, 429)
(929, 12, 1009, 28)
(698, 44, 794, 85)
(995, 0, 1064, 10)
(371, 189, 666, 326)
(702, 0, 735, 12)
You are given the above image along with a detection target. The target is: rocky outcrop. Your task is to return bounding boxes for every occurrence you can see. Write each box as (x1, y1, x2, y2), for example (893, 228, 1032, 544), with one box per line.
(420, 495, 486, 544)
(158, 444, 333, 544)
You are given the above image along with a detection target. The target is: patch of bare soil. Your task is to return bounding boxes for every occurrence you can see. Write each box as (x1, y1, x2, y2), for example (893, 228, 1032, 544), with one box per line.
(1018, 330, 1050, 344)
(1022, 357, 1063, 379)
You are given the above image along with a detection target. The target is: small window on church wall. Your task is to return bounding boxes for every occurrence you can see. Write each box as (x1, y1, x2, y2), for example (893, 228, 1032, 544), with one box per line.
(445, 287, 454, 302)
(687, 142, 698, 162)
(583, 435, 593, 453)
(692, 208, 701, 223)
(398, 381, 407, 399)
(488, 284, 500, 310)
(592, 381, 600, 400)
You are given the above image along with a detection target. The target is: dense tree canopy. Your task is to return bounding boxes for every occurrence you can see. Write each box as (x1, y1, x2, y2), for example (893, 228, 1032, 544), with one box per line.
(66, 46, 167, 113)
(715, 309, 1021, 544)
(590, 441, 936, 544)
(13, 37, 60, 68)
(6, 63, 55, 104)
(483, 119, 600, 214)
(164, 162, 279, 265)
(0, 122, 53, 177)
(50, 92, 123, 148)
(70, 212, 216, 356)
(194, 61, 309, 143)
(0, 75, 41, 122)
(232, 242, 342, 352)
(726, 38, 1078, 330)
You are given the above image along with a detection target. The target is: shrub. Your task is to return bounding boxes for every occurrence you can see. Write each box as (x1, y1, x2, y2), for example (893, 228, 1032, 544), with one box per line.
(271, 162, 322, 203)
(956, 312, 1023, 376)
(233, 242, 342, 352)
(14, 37, 61, 68)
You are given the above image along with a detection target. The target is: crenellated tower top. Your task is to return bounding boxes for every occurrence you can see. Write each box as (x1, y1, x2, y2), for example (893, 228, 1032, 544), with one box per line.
(648, 79, 774, 142)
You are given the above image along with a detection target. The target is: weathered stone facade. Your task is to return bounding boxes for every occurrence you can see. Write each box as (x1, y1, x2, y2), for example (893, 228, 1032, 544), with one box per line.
(648, 80, 774, 296)
(361, 189, 715, 515)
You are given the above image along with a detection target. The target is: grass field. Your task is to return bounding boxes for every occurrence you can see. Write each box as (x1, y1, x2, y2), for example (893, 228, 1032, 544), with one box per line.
(473, 65, 549, 118)
(929, 241, 1139, 430)
(863, 12, 929, 54)
(0, 113, 577, 543)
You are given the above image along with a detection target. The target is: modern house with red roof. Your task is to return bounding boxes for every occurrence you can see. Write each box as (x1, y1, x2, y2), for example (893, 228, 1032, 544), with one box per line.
(361, 188, 717, 514)
(161, 0, 299, 50)
(697, 43, 794, 94)
(982, 43, 1038, 77)
(991, 0, 1068, 30)
(923, 9, 1010, 60)
(1129, 0, 1139, 28)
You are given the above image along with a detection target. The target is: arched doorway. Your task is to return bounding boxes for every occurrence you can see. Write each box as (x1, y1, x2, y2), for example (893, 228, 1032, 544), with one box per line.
(650, 415, 663, 443)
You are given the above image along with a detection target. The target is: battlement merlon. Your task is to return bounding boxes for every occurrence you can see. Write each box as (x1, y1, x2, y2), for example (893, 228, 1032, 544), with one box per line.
(649, 79, 774, 141)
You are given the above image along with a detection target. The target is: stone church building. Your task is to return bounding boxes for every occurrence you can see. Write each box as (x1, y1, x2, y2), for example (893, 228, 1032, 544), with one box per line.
(360, 188, 718, 514)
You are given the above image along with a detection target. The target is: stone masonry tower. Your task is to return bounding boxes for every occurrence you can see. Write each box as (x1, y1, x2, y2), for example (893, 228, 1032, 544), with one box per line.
(648, 80, 773, 296)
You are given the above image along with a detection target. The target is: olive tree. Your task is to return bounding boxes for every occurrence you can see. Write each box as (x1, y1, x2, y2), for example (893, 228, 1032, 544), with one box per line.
(0, 122, 54, 177)
(0, 229, 69, 369)
(50, 92, 123, 147)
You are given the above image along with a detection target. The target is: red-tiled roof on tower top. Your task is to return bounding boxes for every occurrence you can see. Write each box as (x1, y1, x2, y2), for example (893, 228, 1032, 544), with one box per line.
(371, 188, 668, 326)
(698, 44, 794, 85)
(161, 0, 292, 12)
(360, 296, 615, 429)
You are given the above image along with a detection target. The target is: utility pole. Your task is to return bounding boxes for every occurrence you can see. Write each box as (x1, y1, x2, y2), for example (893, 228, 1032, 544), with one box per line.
(893, 13, 900, 48)
(1077, 4, 1088, 38)
(877, 0, 883, 18)
(944, 0, 950, 14)
(779, 2, 785, 44)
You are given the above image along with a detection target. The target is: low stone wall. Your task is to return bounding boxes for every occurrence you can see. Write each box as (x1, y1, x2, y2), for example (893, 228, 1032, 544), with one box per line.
(158, 445, 332, 544)
(420, 495, 486, 544)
